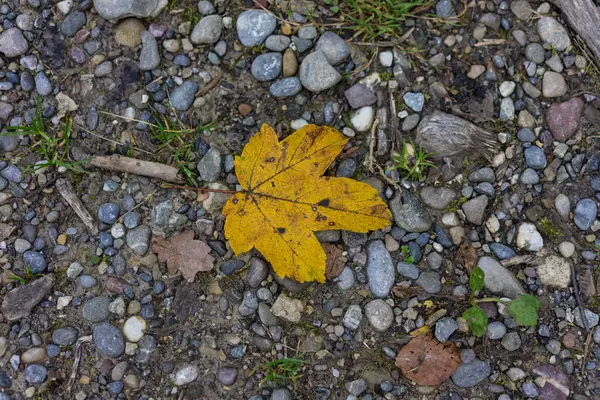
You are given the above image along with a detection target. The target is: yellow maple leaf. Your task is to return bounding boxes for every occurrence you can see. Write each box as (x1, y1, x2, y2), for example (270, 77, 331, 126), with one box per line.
(223, 124, 392, 283)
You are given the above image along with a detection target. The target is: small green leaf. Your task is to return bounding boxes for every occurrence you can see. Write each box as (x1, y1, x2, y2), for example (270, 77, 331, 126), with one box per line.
(89, 255, 101, 264)
(462, 305, 488, 337)
(507, 294, 540, 326)
(330, 5, 339, 12)
(469, 266, 485, 292)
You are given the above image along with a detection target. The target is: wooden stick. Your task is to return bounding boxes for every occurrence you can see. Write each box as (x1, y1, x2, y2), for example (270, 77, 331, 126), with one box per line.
(89, 155, 184, 183)
(161, 183, 239, 194)
(56, 179, 99, 235)
(196, 71, 223, 97)
(67, 335, 92, 394)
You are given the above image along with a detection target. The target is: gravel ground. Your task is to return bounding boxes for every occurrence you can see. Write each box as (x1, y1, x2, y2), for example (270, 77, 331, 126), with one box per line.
(0, 0, 600, 399)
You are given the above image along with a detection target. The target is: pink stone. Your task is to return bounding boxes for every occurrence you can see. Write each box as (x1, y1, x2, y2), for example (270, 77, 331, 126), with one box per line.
(546, 97, 584, 141)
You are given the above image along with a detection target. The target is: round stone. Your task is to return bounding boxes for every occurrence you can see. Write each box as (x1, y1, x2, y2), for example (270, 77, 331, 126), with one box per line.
(123, 316, 147, 343)
(93, 323, 125, 358)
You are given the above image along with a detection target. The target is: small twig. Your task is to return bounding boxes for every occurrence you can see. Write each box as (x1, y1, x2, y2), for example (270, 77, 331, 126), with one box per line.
(67, 335, 92, 394)
(196, 71, 223, 97)
(89, 155, 184, 183)
(56, 179, 99, 235)
(161, 183, 240, 195)
(571, 263, 590, 331)
(500, 255, 538, 267)
(474, 39, 509, 47)
(581, 330, 593, 375)
(117, 188, 159, 224)
(366, 118, 380, 173)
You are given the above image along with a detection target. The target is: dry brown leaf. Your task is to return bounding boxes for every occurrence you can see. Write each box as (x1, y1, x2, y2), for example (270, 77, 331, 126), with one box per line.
(395, 334, 460, 386)
(455, 243, 477, 270)
(323, 244, 347, 280)
(0, 223, 15, 241)
(151, 230, 214, 282)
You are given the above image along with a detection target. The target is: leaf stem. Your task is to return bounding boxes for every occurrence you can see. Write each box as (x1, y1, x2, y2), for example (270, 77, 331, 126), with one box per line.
(162, 183, 241, 194)
(474, 297, 509, 305)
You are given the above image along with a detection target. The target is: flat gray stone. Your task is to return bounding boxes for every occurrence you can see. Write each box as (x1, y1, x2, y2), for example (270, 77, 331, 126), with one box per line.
(298, 51, 342, 92)
(477, 256, 525, 299)
(92, 0, 167, 20)
(389, 191, 432, 233)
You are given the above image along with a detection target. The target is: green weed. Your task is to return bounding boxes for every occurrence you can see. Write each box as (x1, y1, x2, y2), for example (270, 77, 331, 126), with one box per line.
(262, 357, 305, 388)
(389, 140, 435, 181)
(401, 245, 414, 264)
(537, 217, 562, 240)
(2, 98, 87, 174)
(3, 266, 43, 284)
(341, 0, 432, 40)
(149, 111, 217, 186)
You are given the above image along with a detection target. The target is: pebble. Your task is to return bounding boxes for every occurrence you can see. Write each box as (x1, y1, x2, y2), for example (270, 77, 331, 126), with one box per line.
(574, 199, 597, 231)
(265, 35, 291, 52)
(217, 367, 237, 386)
(350, 106, 375, 132)
(123, 316, 147, 342)
(61, 11, 86, 37)
(52, 326, 78, 346)
(23, 364, 47, 384)
(452, 359, 491, 387)
(403, 92, 425, 112)
(524, 146, 547, 169)
(174, 365, 199, 385)
(478, 256, 524, 298)
(83, 296, 111, 323)
(170, 81, 199, 111)
(543, 71, 567, 98)
(299, 50, 342, 92)
(315, 31, 350, 65)
(502, 331, 522, 351)
(191, 15, 223, 44)
(269, 77, 302, 97)
(35, 72, 52, 96)
(23, 251, 46, 273)
(435, 317, 459, 342)
(516, 223, 544, 252)
(93, 323, 125, 358)
(251, 52, 282, 81)
(416, 271, 441, 293)
(98, 203, 120, 224)
(538, 17, 571, 51)
(343, 305, 363, 330)
(139, 31, 160, 71)
(236, 10, 276, 47)
(366, 240, 394, 297)
(0, 28, 30, 58)
(546, 97, 584, 141)
(345, 84, 377, 109)
(487, 321, 507, 339)
(364, 299, 393, 332)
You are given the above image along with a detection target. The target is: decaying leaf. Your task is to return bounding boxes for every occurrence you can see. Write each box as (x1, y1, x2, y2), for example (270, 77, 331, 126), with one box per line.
(395, 334, 461, 386)
(223, 124, 392, 283)
(455, 243, 477, 270)
(0, 223, 15, 241)
(151, 230, 214, 282)
(323, 244, 347, 280)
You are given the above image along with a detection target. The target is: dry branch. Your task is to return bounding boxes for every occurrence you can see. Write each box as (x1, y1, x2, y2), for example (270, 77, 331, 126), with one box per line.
(89, 155, 184, 183)
(56, 179, 98, 235)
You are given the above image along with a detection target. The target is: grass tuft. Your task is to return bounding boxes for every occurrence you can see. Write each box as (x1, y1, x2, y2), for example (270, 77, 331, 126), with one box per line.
(389, 140, 435, 182)
(537, 217, 562, 240)
(340, 0, 432, 40)
(1, 97, 87, 174)
(262, 357, 305, 388)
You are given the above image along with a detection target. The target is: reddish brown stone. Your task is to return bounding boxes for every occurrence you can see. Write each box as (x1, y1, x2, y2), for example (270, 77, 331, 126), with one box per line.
(105, 277, 127, 294)
(561, 330, 578, 349)
(546, 97, 584, 141)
